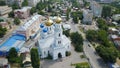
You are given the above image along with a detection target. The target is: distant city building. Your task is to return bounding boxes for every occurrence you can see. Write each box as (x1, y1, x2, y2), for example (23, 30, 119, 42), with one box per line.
(112, 14, 120, 21)
(90, 1, 102, 17)
(37, 16, 71, 60)
(5, 0, 15, 5)
(14, 7, 32, 19)
(28, 0, 40, 7)
(6, 0, 48, 7)
(111, 35, 120, 50)
(83, 9, 93, 24)
(95, 0, 114, 3)
(109, 27, 119, 35)
(5, 0, 23, 7)
(28, 0, 49, 7)
(15, 15, 42, 40)
(0, 6, 12, 17)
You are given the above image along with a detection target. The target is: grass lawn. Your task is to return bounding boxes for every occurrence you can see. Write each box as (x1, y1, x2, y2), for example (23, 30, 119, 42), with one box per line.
(71, 62, 90, 68)
(10, 63, 21, 68)
(78, 26, 84, 32)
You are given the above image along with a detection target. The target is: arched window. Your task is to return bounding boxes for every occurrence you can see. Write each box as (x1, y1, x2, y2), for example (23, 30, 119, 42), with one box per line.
(60, 41, 61, 44)
(59, 33, 60, 37)
(48, 51, 49, 54)
(44, 51, 46, 55)
(58, 41, 61, 44)
(68, 46, 69, 48)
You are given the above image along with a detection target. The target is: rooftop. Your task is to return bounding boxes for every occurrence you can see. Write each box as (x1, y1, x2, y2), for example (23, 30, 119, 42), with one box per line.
(111, 35, 118, 39)
(18, 15, 41, 31)
(14, 6, 31, 12)
(0, 58, 8, 66)
(0, 34, 25, 53)
(109, 27, 119, 32)
(0, 6, 11, 11)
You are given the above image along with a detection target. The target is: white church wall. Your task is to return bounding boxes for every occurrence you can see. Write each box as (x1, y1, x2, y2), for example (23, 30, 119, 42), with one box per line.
(52, 48, 66, 60)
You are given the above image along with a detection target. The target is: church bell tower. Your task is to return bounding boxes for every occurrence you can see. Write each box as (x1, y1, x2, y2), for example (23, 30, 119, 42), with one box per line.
(54, 16, 63, 46)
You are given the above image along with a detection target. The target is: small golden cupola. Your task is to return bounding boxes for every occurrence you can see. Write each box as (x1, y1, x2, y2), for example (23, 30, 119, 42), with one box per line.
(45, 18, 53, 26)
(55, 16, 62, 24)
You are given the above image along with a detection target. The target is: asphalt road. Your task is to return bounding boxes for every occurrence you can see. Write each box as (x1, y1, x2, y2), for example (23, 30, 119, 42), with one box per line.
(83, 40, 108, 68)
(68, 19, 108, 68)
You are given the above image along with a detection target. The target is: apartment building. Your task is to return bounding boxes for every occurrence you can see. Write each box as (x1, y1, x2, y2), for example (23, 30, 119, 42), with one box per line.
(15, 15, 42, 40)
(14, 7, 31, 19)
(90, 1, 102, 17)
(0, 6, 12, 17)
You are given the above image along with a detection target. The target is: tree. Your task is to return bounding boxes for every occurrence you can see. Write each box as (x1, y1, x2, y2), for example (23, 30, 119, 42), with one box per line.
(77, 11, 83, 20)
(70, 0, 80, 8)
(96, 46, 119, 63)
(97, 30, 110, 47)
(47, 5, 52, 12)
(66, 8, 71, 21)
(30, 7, 37, 15)
(111, 1, 120, 14)
(76, 65, 81, 68)
(51, 11, 58, 16)
(112, 8, 120, 14)
(0, 25, 7, 38)
(75, 44, 83, 52)
(86, 30, 98, 41)
(0, 0, 6, 6)
(63, 29, 70, 37)
(7, 47, 20, 63)
(30, 48, 40, 68)
(71, 12, 78, 23)
(102, 6, 112, 18)
(70, 32, 83, 45)
(97, 18, 108, 31)
(84, 0, 90, 8)
(14, 18, 21, 25)
(71, 11, 83, 24)
(38, 10, 45, 15)
(36, 2, 47, 11)
(70, 32, 83, 52)
(20, 54, 24, 67)
(22, 0, 28, 7)
(8, 11, 14, 18)
(12, 2, 20, 10)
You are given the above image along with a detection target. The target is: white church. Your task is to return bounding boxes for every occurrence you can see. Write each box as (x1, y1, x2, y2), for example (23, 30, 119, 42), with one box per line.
(37, 16, 71, 60)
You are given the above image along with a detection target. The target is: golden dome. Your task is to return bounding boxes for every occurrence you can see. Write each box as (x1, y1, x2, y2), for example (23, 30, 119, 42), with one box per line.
(55, 16, 62, 24)
(45, 19, 53, 26)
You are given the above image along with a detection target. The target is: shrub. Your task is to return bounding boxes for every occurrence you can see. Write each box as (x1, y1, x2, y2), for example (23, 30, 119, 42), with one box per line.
(66, 51, 71, 56)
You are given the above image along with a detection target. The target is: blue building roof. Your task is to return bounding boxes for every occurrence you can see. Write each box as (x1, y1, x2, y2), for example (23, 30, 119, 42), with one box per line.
(43, 28, 48, 33)
(40, 24, 44, 28)
(0, 35, 26, 56)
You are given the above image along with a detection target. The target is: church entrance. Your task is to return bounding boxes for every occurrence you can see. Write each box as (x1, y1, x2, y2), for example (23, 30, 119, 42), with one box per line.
(58, 53, 62, 58)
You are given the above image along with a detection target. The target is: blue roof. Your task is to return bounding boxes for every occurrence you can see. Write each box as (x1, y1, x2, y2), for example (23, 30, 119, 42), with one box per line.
(0, 35, 26, 56)
(40, 24, 44, 28)
(0, 35, 25, 48)
(12, 34, 26, 40)
(43, 28, 48, 33)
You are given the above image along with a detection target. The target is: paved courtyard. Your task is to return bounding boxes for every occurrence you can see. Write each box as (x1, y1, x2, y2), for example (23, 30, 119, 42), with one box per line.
(41, 46, 88, 68)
